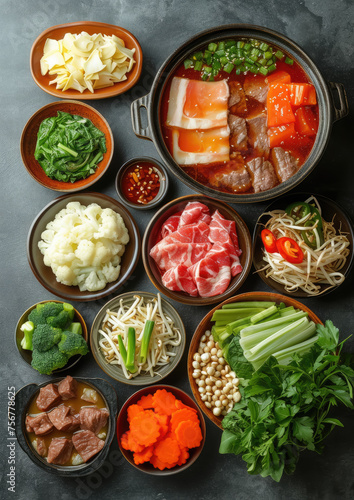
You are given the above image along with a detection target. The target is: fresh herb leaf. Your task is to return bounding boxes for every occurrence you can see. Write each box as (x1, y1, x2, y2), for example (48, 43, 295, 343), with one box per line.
(224, 336, 254, 379)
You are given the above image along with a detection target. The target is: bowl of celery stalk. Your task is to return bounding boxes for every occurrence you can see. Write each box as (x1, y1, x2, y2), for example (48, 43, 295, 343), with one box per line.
(188, 291, 322, 428)
(90, 291, 186, 386)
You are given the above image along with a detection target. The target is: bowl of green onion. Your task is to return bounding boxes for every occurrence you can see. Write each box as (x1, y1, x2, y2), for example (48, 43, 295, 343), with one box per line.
(20, 100, 113, 192)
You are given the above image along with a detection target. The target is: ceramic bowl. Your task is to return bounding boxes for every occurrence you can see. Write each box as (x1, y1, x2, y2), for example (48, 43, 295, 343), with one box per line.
(117, 384, 206, 475)
(188, 291, 323, 429)
(27, 192, 141, 301)
(20, 100, 114, 192)
(15, 377, 118, 476)
(30, 21, 143, 100)
(142, 194, 253, 305)
(252, 192, 354, 298)
(90, 291, 186, 385)
(115, 157, 169, 210)
(15, 300, 88, 374)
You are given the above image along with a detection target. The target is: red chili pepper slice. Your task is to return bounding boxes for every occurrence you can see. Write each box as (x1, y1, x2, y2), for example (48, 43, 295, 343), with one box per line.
(261, 229, 278, 253)
(276, 237, 304, 264)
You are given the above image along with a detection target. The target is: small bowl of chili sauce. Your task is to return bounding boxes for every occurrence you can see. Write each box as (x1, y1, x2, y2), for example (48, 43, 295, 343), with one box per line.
(116, 157, 169, 210)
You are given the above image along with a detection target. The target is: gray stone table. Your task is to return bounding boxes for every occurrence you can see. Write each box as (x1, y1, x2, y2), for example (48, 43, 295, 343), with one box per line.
(1, 1, 354, 499)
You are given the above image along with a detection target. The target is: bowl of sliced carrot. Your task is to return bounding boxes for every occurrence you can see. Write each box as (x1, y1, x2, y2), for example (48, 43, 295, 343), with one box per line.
(117, 385, 206, 475)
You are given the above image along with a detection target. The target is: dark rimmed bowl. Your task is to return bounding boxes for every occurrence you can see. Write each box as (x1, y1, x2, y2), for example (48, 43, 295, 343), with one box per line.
(90, 291, 186, 385)
(117, 384, 206, 475)
(115, 157, 169, 210)
(15, 377, 118, 477)
(15, 300, 88, 374)
(131, 24, 348, 203)
(31, 21, 143, 100)
(27, 192, 141, 301)
(142, 194, 253, 306)
(253, 192, 354, 298)
(188, 291, 323, 429)
(20, 100, 114, 192)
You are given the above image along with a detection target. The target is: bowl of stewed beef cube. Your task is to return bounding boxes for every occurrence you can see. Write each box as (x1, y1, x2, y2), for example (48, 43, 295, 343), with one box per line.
(15, 376, 118, 476)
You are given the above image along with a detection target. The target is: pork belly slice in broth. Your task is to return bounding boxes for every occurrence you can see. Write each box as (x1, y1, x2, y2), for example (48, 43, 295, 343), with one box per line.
(229, 114, 248, 152)
(246, 157, 278, 193)
(162, 264, 198, 296)
(246, 113, 270, 158)
(244, 74, 268, 103)
(228, 81, 248, 115)
(271, 147, 299, 182)
(171, 127, 230, 165)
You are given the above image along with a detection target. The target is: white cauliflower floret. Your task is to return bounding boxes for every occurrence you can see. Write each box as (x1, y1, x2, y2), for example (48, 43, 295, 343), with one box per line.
(38, 201, 130, 292)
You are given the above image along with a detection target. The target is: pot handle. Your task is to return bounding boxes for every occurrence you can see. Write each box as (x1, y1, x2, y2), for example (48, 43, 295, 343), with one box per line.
(328, 82, 349, 122)
(131, 93, 153, 141)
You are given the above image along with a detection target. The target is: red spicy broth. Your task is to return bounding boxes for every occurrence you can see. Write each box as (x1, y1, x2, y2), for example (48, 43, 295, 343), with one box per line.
(160, 41, 319, 195)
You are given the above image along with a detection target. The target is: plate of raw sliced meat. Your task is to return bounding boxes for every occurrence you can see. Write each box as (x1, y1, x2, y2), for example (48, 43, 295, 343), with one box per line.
(142, 195, 252, 305)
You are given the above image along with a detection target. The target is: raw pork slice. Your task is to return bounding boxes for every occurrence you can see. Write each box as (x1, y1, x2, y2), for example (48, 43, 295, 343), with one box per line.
(162, 265, 198, 296)
(178, 202, 211, 227)
(160, 212, 182, 239)
(209, 210, 243, 276)
(190, 243, 232, 297)
(154, 221, 210, 245)
(150, 242, 212, 271)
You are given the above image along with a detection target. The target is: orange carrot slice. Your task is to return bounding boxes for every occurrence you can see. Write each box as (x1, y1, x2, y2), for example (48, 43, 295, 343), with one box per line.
(127, 404, 145, 423)
(152, 389, 177, 416)
(175, 399, 198, 413)
(170, 408, 199, 436)
(133, 445, 154, 465)
(177, 447, 189, 466)
(150, 454, 178, 470)
(155, 413, 169, 438)
(137, 394, 154, 409)
(120, 431, 145, 453)
(154, 436, 181, 465)
(175, 420, 203, 449)
(130, 413, 161, 447)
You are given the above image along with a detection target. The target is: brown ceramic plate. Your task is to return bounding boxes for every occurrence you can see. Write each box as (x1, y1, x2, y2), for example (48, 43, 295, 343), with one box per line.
(188, 291, 323, 429)
(27, 192, 141, 301)
(21, 100, 114, 192)
(15, 300, 88, 374)
(90, 291, 186, 385)
(142, 194, 253, 305)
(117, 384, 206, 475)
(30, 21, 143, 100)
(252, 192, 354, 298)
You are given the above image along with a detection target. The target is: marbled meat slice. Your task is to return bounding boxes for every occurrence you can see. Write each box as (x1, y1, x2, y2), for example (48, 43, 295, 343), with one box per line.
(244, 74, 268, 103)
(58, 375, 77, 400)
(228, 81, 247, 115)
(160, 212, 182, 239)
(190, 243, 232, 297)
(159, 221, 210, 244)
(247, 113, 270, 158)
(246, 157, 278, 193)
(209, 210, 242, 276)
(162, 265, 198, 296)
(26, 413, 54, 436)
(72, 430, 105, 463)
(271, 147, 298, 182)
(210, 154, 252, 193)
(36, 383, 61, 412)
(79, 407, 109, 435)
(36, 437, 48, 457)
(229, 115, 248, 151)
(178, 202, 211, 227)
(150, 242, 212, 272)
(47, 438, 73, 465)
(48, 405, 80, 432)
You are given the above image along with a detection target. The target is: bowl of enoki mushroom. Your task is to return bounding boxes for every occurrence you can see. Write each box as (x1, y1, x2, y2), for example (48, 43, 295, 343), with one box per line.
(90, 291, 186, 385)
(253, 193, 353, 297)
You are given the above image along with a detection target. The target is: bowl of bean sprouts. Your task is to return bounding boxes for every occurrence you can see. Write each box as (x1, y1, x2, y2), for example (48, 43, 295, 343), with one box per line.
(90, 291, 186, 385)
(253, 193, 353, 297)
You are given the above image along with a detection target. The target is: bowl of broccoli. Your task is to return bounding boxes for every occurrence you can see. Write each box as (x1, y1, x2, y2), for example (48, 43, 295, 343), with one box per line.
(15, 300, 89, 375)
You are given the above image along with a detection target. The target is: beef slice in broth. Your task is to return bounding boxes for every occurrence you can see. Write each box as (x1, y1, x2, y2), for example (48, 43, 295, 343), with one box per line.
(228, 81, 248, 115)
(210, 153, 252, 193)
(47, 438, 73, 465)
(229, 114, 248, 151)
(271, 147, 298, 181)
(246, 157, 278, 193)
(247, 113, 270, 158)
(244, 74, 268, 103)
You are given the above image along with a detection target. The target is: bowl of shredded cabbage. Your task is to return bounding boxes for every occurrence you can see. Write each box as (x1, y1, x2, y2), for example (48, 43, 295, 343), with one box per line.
(253, 193, 353, 297)
(27, 192, 141, 301)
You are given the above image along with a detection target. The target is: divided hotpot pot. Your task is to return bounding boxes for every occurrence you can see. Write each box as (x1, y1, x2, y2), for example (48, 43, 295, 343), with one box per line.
(131, 24, 348, 203)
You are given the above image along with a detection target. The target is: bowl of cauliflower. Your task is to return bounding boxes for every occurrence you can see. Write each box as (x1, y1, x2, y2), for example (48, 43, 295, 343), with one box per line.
(27, 192, 141, 300)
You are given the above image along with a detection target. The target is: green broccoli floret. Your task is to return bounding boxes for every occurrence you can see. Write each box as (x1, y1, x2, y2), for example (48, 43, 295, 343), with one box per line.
(32, 324, 62, 352)
(28, 302, 64, 326)
(31, 345, 69, 375)
(47, 310, 72, 329)
(20, 321, 35, 350)
(58, 331, 89, 357)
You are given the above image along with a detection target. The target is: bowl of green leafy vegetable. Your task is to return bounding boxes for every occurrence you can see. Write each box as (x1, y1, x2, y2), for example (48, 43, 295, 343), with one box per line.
(20, 100, 113, 192)
(15, 300, 89, 375)
(188, 291, 354, 482)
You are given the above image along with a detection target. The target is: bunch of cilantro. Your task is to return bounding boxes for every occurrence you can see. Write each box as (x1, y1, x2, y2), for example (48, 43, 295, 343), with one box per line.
(220, 321, 354, 482)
